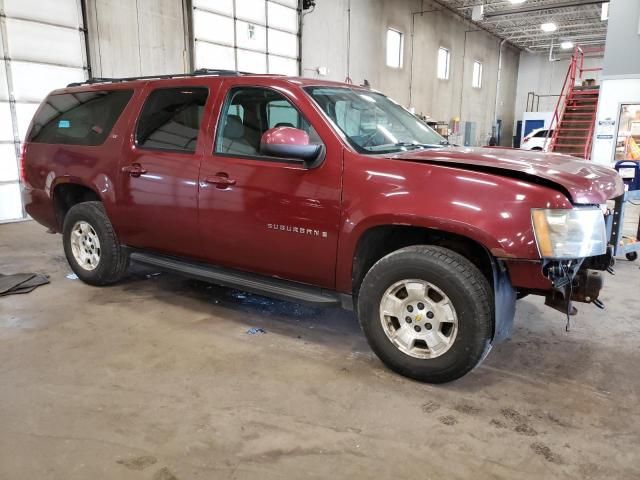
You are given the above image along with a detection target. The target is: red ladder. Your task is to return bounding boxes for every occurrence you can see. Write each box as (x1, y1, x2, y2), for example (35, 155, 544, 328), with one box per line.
(548, 46, 603, 159)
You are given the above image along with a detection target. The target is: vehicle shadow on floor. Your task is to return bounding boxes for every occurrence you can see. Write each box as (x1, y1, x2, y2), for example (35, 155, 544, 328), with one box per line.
(111, 264, 364, 344)
(99, 264, 611, 390)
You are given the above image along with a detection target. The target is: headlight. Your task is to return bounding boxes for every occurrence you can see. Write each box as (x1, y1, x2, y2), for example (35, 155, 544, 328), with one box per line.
(531, 207, 606, 259)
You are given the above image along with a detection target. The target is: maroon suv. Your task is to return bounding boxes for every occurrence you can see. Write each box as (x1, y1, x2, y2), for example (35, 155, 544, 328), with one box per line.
(21, 70, 624, 383)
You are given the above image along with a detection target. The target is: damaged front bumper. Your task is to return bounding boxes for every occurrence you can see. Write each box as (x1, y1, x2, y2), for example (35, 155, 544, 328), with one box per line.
(543, 246, 614, 315)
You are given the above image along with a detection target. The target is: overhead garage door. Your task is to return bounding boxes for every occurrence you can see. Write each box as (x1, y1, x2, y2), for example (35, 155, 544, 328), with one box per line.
(192, 0, 299, 76)
(0, 0, 87, 222)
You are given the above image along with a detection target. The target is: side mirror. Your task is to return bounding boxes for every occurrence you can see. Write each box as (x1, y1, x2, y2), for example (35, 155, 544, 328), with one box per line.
(260, 127, 322, 164)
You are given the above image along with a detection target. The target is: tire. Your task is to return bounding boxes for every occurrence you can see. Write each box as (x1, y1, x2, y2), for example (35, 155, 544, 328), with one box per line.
(357, 245, 493, 383)
(62, 201, 129, 286)
(626, 251, 638, 262)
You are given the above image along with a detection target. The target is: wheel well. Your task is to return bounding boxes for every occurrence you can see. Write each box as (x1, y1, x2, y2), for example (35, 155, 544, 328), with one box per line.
(53, 183, 101, 230)
(352, 225, 494, 295)
(531, 147, 543, 151)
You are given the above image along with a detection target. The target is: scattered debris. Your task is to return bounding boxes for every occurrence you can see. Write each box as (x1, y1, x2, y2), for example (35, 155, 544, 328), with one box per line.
(246, 327, 267, 335)
(530, 442, 564, 464)
(66, 273, 78, 280)
(454, 403, 482, 415)
(153, 466, 179, 480)
(439, 415, 458, 426)
(230, 289, 275, 306)
(490, 419, 508, 429)
(116, 455, 158, 471)
(422, 401, 441, 414)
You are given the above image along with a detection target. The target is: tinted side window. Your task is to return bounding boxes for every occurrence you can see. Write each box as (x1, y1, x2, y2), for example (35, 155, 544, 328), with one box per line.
(136, 87, 208, 153)
(215, 87, 321, 157)
(28, 90, 133, 145)
(534, 130, 548, 138)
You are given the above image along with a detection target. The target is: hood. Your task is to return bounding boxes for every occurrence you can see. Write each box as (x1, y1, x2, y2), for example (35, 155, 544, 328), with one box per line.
(390, 147, 624, 204)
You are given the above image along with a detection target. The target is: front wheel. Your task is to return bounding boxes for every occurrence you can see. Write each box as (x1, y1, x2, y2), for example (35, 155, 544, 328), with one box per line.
(357, 246, 493, 383)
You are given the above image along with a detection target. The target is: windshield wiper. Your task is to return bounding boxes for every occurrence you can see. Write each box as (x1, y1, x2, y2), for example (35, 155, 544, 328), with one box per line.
(394, 142, 443, 149)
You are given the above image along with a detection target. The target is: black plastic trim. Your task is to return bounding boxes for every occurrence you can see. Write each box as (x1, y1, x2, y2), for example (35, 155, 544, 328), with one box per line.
(213, 144, 326, 169)
(67, 69, 245, 87)
(129, 250, 347, 307)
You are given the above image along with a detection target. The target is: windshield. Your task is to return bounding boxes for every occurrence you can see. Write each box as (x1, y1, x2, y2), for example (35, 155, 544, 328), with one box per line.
(304, 86, 447, 154)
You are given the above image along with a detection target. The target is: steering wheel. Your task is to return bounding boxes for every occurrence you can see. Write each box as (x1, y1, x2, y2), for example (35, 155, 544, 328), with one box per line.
(360, 130, 381, 148)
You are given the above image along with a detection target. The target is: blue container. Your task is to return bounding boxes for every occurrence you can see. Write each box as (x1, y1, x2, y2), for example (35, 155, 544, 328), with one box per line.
(615, 161, 640, 191)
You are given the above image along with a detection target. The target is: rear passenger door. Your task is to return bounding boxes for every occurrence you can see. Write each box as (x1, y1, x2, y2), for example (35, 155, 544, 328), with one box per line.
(115, 85, 210, 258)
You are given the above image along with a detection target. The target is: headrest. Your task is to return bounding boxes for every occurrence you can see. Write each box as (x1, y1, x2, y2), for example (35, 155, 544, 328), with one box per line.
(224, 114, 244, 139)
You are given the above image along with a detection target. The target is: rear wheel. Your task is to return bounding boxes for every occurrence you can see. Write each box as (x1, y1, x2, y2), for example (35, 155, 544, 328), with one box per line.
(62, 201, 129, 285)
(626, 251, 638, 262)
(357, 245, 493, 383)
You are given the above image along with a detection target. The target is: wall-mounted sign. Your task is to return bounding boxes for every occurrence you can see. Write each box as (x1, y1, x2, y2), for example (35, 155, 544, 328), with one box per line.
(597, 119, 616, 136)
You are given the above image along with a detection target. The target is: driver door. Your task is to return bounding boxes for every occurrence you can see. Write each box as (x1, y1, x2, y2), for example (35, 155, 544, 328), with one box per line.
(198, 85, 342, 288)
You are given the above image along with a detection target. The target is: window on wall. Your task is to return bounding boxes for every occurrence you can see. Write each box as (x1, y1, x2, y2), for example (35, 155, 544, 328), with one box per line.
(192, 0, 300, 76)
(385, 29, 403, 69)
(437, 47, 450, 80)
(472, 61, 483, 88)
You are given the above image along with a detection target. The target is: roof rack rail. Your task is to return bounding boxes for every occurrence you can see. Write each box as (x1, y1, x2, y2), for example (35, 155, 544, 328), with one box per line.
(66, 68, 247, 87)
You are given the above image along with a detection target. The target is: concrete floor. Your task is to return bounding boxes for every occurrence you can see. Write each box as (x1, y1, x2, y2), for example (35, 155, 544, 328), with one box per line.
(1, 220, 639, 480)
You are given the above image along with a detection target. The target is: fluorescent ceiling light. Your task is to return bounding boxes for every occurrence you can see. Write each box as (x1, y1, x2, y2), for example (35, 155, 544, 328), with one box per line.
(560, 41, 574, 49)
(509, 0, 527, 3)
(541, 22, 558, 32)
(601, 2, 609, 21)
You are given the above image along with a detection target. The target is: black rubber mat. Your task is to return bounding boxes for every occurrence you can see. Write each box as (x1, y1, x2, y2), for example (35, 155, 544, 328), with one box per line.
(0, 273, 50, 296)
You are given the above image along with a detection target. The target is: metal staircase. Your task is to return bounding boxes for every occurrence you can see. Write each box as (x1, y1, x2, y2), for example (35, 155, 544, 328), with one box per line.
(548, 46, 603, 159)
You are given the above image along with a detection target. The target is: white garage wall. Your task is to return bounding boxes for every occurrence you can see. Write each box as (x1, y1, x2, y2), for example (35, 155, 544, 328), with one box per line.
(85, 0, 189, 78)
(192, 0, 299, 76)
(0, 0, 87, 222)
(300, 0, 520, 147)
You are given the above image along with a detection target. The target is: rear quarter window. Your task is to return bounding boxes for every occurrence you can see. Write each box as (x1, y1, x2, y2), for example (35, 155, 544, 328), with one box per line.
(28, 89, 133, 146)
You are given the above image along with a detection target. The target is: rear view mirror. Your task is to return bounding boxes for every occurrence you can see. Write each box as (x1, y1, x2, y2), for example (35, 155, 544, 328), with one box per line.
(260, 127, 322, 164)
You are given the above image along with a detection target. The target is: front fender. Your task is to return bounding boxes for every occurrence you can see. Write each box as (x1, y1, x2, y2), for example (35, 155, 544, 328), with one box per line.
(335, 151, 573, 292)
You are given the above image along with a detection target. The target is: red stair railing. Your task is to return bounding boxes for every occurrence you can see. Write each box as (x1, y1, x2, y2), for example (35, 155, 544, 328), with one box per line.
(547, 46, 604, 159)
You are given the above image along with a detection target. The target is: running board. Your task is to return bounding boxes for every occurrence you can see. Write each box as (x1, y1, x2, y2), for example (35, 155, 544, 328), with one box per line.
(129, 251, 350, 308)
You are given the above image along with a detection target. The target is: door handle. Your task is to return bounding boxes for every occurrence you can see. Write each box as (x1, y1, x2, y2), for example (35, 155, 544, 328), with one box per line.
(121, 163, 147, 177)
(204, 173, 236, 188)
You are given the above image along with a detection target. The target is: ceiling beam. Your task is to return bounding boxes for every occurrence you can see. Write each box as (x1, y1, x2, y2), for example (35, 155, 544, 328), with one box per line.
(500, 27, 608, 39)
(527, 40, 605, 49)
(482, 13, 602, 24)
(496, 21, 607, 35)
(503, 28, 608, 38)
(484, 0, 605, 18)
(525, 33, 607, 42)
